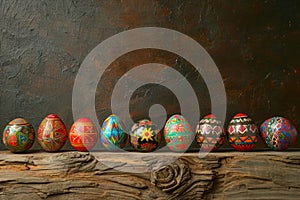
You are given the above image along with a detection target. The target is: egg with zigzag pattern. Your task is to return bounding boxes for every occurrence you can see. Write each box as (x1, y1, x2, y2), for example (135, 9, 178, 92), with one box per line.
(227, 113, 258, 151)
(100, 114, 127, 151)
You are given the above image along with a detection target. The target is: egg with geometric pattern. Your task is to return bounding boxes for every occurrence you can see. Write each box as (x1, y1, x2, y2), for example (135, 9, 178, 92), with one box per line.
(3, 118, 35, 153)
(260, 116, 297, 150)
(69, 118, 98, 152)
(227, 113, 258, 151)
(195, 114, 225, 151)
(100, 114, 127, 151)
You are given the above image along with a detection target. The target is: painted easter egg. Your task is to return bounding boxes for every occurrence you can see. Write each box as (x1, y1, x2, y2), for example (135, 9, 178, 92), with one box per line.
(129, 119, 161, 152)
(101, 114, 127, 151)
(260, 116, 297, 150)
(69, 118, 98, 152)
(164, 114, 195, 152)
(227, 113, 258, 151)
(195, 114, 225, 151)
(3, 118, 35, 153)
(38, 114, 68, 152)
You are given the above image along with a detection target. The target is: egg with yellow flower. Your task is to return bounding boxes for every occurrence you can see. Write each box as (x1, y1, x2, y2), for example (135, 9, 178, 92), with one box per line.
(129, 119, 162, 152)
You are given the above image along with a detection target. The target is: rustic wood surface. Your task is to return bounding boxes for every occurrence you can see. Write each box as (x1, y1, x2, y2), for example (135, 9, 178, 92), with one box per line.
(0, 150, 300, 199)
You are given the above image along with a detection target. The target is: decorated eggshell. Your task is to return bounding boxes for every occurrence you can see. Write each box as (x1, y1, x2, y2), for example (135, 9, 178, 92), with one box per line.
(195, 114, 225, 151)
(227, 113, 258, 151)
(129, 119, 161, 152)
(3, 118, 35, 153)
(101, 114, 127, 151)
(38, 114, 68, 152)
(164, 114, 195, 152)
(69, 118, 98, 152)
(260, 116, 297, 150)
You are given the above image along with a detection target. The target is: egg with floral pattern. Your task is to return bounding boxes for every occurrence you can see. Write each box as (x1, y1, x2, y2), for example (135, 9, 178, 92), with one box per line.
(101, 114, 127, 151)
(3, 118, 35, 153)
(260, 116, 297, 150)
(227, 113, 258, 151)
(195, 114, 225, 151)
(164, 114, 195, 152)
(69, 118, 98, 152)
(129, 119, 161, 152)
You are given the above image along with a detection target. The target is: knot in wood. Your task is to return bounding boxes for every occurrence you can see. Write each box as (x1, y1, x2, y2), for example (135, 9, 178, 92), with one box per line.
(150, 159, 191, 193)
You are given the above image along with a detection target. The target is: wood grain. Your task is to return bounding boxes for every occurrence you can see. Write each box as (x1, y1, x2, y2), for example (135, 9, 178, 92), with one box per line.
(0, 151, 299, 199)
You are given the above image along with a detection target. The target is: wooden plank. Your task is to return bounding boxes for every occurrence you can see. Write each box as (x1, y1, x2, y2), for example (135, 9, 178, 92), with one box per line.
(0, 151, 300, 199)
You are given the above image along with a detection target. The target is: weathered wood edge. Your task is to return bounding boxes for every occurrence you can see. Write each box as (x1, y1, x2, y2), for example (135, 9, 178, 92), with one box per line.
(0, 151, 300, 200)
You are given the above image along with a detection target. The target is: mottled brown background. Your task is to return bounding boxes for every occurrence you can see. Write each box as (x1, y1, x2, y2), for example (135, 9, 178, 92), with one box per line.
(0, 0, 299, 150)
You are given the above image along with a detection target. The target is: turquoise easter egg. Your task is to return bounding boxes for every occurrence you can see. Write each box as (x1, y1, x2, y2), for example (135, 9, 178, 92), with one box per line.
(100, 114, 127, 151)
(164, 114, 195, 152)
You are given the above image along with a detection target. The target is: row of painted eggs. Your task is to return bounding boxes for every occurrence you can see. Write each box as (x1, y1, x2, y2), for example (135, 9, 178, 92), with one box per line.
(2, 113, 297, 153)
(199, 113, 297, 151)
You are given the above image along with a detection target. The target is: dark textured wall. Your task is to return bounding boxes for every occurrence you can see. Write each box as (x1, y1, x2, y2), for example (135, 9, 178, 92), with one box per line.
(0, 0, 299, 150)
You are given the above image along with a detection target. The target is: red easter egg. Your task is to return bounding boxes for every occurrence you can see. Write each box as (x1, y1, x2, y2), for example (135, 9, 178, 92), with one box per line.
(69, 118, 98, 151)
(38, 114, 68, 152)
